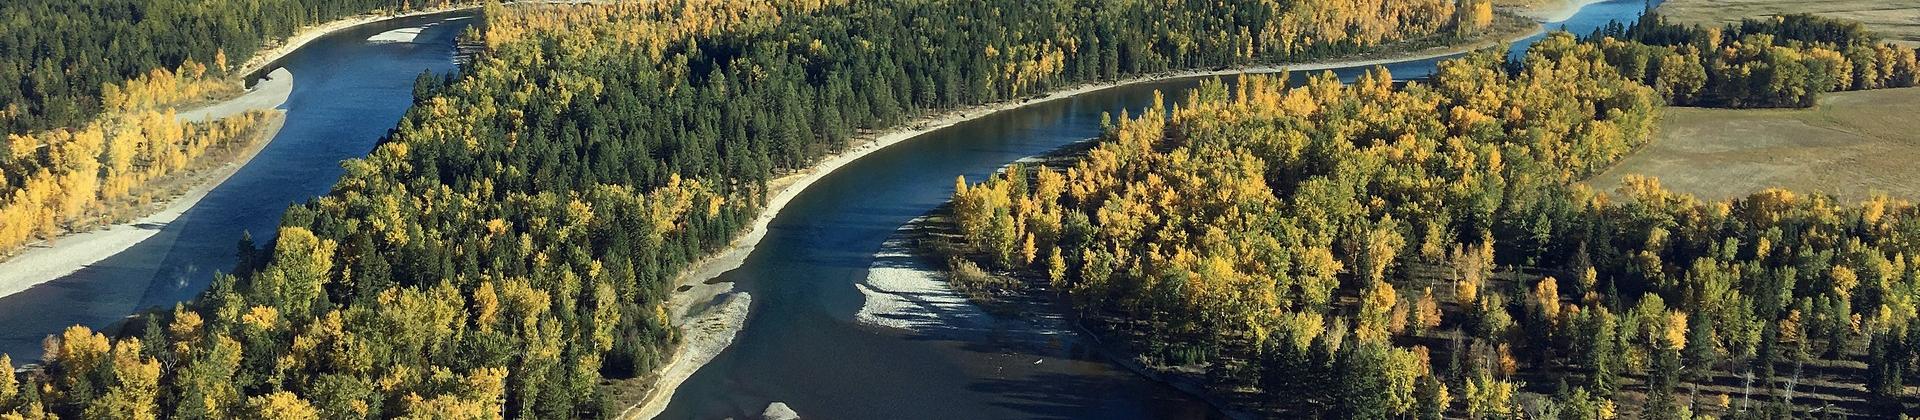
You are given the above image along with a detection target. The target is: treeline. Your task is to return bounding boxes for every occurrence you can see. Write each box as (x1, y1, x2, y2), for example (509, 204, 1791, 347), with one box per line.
(0, 0, 464, 133)
(1588, 13, 1920, 108)
(0, 0, 1500, 418)
(951, 32, 1661, 417)
(946, 29, 1920, 419)
(0, 107, 276, 258)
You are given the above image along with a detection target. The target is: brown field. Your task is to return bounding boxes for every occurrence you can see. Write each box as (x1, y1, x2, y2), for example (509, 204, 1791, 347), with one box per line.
(1585, 87, 1920, 202)
(1659, 0, 1920, 47)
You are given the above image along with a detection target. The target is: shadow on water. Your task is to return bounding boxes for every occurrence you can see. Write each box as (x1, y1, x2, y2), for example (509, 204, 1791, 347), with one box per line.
(0, 11, 477, 360)
(660, 1, 1657, 419)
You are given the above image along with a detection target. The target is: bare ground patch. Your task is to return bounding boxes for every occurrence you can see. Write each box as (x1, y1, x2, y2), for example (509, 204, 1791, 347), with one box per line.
(1585, 87, 1920, 201)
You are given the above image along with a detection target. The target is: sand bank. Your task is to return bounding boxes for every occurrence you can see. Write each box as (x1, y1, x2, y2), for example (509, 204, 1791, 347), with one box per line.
(234, 4, 481, 77)
(0, 0, 491, 305)
(176, 68, 294, 123)
(855, 218, 995, 332)
(1512, 0, 1611, 23)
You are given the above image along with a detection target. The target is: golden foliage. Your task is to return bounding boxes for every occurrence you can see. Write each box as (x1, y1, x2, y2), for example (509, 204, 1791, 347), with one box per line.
(1, 109, 274, 257)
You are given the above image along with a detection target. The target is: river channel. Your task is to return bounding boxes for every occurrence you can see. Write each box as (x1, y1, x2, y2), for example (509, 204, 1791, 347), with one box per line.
(659, 1, 1653, 418)
(0, 1, 1655, 417)
(0, 11, 478, 359)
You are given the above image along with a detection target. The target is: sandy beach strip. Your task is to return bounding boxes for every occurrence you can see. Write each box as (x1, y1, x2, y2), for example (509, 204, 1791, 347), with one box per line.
(233, 5, 482, 77)
(848, 31, 1550, 334)
(175, 68, 295, 123)
(620, 292, 750, 420)
(1510, 0, 1612, 23)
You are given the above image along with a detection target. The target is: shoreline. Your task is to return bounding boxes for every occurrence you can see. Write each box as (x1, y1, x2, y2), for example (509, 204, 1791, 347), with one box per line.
(618, 22, 1545, 419)
(0, 111, 288, 299)
(1512, 0, 1612, 23)
(0, 68, 293, 299)
(234, 4, 482, 78)
(0, 1, 486, 306)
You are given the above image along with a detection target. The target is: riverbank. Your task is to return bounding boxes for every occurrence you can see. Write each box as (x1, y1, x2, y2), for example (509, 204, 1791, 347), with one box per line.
(617, 20, 1544, 418)
(1508, 0, 1611, 23)
(175, 68, 295, 123)
(0, 7, 479, 297)
(0, 99, 289, 299)
(0, 0, 482, 304)
(849, 24, 1549, 334)
(234, 4, 481, 77)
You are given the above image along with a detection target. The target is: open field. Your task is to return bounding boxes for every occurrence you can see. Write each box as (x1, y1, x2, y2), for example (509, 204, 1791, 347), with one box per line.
(1586, 87, 1920, 202)
(1660, 0, 1920, 47)
(1497, 0, 1594, 22)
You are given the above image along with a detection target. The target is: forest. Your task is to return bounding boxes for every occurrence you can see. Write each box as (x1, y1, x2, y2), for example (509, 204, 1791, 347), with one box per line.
(0, 0, 1499, 418)
(0, 0, 466, 133)
(1, 0, 483, 258)
(942, 15, 1920, 420)
(1588, 13, 1920, 108)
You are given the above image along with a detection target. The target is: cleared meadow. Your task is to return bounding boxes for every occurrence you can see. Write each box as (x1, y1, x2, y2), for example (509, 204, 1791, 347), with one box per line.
(1586, 87, 1920, 201)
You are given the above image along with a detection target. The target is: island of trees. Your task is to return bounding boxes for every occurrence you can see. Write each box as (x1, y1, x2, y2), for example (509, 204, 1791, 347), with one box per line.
(941, 13, 1920, 418)
(0, 0, 1522, 418)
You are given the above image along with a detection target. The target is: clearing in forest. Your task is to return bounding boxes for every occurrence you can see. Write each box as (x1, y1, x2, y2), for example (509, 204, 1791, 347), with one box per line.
(1586, 87, 1920, 201)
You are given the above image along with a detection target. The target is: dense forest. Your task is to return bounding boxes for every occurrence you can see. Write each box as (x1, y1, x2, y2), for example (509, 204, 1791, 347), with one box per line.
(0, 0, 466, 133)
(0, 0, 1505, 418)
(943, 17, 1920, 420)
(1588, 13, 1920, 108)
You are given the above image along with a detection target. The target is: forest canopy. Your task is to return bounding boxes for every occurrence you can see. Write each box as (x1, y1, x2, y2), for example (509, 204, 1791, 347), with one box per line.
(0, 0, 464, 133)
(1588, 13, 1920, 108)
(941, 14, 1920, 419)
(0, 0, 1500, 418)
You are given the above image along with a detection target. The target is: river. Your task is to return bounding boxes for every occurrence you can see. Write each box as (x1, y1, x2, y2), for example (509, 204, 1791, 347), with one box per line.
(0, 0, 1655, 416)
(0, 11, 478, 359)
(657, 1, 1655, 419)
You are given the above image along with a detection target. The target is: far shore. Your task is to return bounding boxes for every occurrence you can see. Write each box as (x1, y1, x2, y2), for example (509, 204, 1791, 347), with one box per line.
(0, 1, 492, 304)
(618, 20, 1546, 419)
(1510, 0, 1612, 23)
(234, 4, 483, 78)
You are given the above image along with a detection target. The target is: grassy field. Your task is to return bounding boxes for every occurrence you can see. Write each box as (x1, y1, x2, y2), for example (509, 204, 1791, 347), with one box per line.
(1660, 0, 1920, 47)
(1585, 87, 1920, 202)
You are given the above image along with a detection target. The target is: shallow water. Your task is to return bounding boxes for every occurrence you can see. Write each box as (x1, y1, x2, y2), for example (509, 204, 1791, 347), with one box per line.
(659, 1, 1657, 418)
(0, 11, 477, 359)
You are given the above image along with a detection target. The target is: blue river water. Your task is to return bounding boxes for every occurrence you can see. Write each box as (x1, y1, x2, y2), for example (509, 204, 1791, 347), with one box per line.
(0, 12, 477, 359)
(0, 0, 1657, 417)
(660, 1, 1656, 418)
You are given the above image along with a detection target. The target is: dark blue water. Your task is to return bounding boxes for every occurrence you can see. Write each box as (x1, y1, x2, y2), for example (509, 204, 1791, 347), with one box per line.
(659, 1, 1656, 419)
(0, 12, 476, 359)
